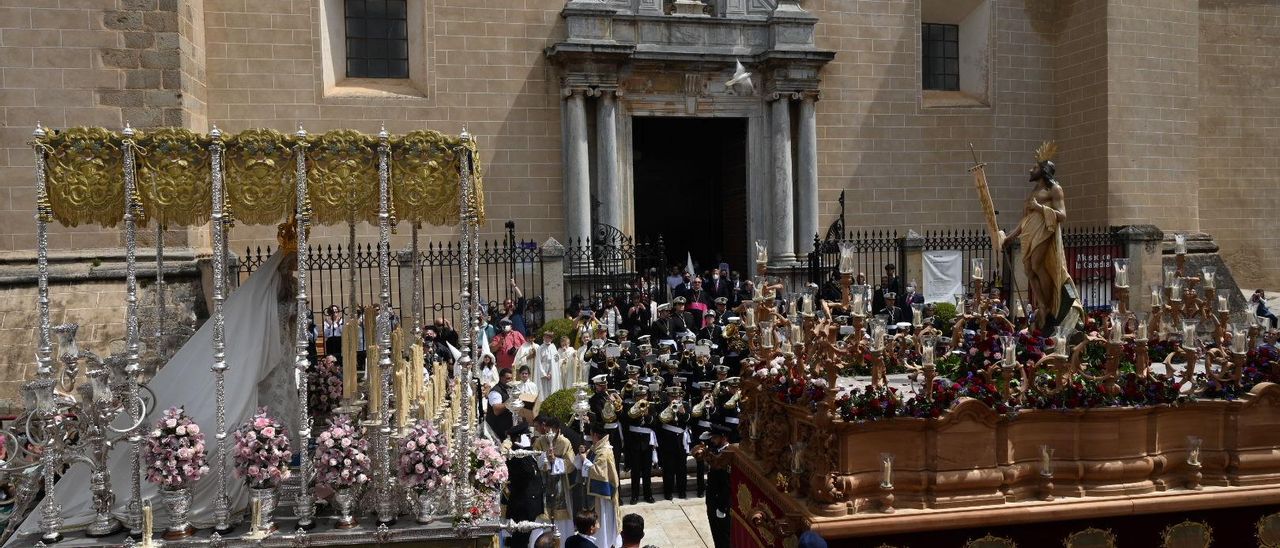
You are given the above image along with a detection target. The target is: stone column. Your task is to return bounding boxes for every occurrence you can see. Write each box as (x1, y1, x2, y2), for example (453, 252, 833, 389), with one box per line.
(1117, 225, 1164, 312)
(795, 92, 819, 257)
(540, 237, 567, 321)
(769, 94, 795, 265)
(596, 90, 622, 231)
(563, 89, 592, 262)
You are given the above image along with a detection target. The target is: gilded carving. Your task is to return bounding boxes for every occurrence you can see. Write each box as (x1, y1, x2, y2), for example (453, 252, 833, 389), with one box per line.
(225, 129, 295, 226)
(391, 130, 461, 226)
(1257, 512, 1280, 548)
(42, 127, 125, 228)
(307, 130, 378, 225)
(1160, 520, 1212, 548)
(136, 128, 211, 227)
(1063, 527, 1117, 548)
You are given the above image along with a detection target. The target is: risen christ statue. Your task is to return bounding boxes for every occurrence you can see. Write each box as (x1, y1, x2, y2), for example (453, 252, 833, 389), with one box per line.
(1001, 143, 1082, 332)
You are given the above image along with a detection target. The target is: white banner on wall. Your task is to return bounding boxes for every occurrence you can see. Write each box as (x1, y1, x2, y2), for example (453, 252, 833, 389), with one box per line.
(923, 250, 964, 304)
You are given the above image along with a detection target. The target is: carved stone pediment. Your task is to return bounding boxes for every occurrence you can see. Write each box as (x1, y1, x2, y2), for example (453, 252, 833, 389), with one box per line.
(547, 0, 833, 94)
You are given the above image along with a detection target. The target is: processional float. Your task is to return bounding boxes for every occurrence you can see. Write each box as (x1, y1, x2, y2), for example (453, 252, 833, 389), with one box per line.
(4, 124, 549, 546)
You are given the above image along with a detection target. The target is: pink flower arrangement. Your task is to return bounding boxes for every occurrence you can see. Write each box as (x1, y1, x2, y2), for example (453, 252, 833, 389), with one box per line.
(313, 415, 369, 489)
(143, 407, 209, 489)
(468, 438, 508, 516)
(397, 419, 451, 492)
(232, 407, 292, 489)
(308, 356, 344, 417)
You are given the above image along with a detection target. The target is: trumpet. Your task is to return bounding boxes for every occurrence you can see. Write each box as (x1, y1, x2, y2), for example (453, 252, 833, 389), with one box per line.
(607, 389, 624, 411)
(691, 393, 714, 418)
(724, 391, 741, 410)
(659, 401, 677, 424)
(629, 399, 651, 419)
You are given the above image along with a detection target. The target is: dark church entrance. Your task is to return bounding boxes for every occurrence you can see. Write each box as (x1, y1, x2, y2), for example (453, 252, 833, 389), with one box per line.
(632, 116, 748, 276)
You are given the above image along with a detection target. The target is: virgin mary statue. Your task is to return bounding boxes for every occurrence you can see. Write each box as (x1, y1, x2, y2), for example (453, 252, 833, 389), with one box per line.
(13, 248, 301, 540)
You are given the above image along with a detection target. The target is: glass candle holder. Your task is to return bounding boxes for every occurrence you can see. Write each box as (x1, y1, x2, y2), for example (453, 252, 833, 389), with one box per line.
(1174, 233, 1188, 255)
(1001, 335, 1016, 366)
(869, 317, 887, 351)
(851, 285, 867, 316)
(755, 239, 769, 265)
(759, 321, 774, 348)
(955, 294, 966, 316)
(791, 323, 803, 346)
(1218, 295, 1229, 313)
(1053, 325, 1070, 357)
(1169, 278, 1183, 302)
(838, 241, 856, 275)
(1201, 266, 1216, 290)
(744, 306, 756, 328)
(1164, 265, 1177, 286)
(880, 452, 895, 489)
(1137, 314, 1148, 340)
(1113, 258, 1130, 288)
(803, 293, 815, 316)
(1181, 319, 1197, 343)
(1014, 298, 1025, 319)
(922, 336, 936, 365)
(911, 302, 923, 327)
(972, 257, 985, 280)
(1110, 311, 1124, 343)
(1231, 325, 1247, 354)
(1151, 284, 1164, 307)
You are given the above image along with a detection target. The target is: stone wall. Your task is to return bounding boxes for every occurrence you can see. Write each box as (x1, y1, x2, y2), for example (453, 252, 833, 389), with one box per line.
(1198, 0, 1280, 289)
(1104, 0, 1200, 232)
(1052, 0, 1108, 225)
(807, 0, 1056, 235)
(202, 0, 567, 248)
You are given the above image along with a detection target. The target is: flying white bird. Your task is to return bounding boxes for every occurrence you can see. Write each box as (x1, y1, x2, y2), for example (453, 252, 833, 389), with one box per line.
(725, 60, 753, 95)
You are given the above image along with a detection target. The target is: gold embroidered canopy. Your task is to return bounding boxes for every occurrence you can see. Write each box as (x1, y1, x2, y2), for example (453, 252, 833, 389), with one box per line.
(35, 127, 484, 228)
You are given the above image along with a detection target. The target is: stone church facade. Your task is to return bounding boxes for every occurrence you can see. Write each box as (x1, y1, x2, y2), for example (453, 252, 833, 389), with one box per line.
(0, 0, 1276, 399)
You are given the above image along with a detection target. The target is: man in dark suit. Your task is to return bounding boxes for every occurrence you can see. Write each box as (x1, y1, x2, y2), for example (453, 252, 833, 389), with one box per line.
(707, 267, 731, 301)
(503, 423, 544, 548)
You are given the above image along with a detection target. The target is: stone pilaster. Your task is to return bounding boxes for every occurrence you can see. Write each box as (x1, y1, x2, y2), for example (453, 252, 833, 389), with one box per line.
(769, 93, 795, 266)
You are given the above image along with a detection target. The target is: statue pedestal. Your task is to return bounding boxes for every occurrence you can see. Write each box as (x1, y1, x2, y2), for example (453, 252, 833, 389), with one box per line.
(672, 0, 708, 16)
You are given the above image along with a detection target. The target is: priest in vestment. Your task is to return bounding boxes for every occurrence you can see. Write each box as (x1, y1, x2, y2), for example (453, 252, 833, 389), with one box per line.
(581, 424, 621, 548)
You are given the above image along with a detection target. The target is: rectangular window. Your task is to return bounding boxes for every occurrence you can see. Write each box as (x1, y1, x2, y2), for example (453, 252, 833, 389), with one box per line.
(921, 23, 959, 91)
(345, 0, 409, 79)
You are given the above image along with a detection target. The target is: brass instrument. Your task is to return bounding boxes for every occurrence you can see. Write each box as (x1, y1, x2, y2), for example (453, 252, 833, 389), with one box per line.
(602, 389, 621, 423)
(724, 390, 741, 410)
(628, 399, 651, 419)
(691, 393, 714, 418)
(659, 401, 677, 424)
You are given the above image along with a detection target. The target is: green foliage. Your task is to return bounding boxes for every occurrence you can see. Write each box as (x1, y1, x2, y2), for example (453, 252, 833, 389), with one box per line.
(934, 302, 957, 326)
(935, 352, 965, 380)
(536, 318, 575, 342)
(539, 388, 577, 426)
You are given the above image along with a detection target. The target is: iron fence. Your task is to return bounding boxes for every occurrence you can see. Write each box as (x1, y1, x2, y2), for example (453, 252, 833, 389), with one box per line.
(236, 237, 545, 337)
(1062, 226, 1125, 311)
(807, 229, 906, 288)
(562, 228, 666, 313)
(922, 229, 998, 290)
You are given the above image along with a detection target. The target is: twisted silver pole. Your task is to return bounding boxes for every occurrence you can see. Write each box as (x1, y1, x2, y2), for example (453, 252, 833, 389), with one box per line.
(455, 128, 477, 515)
(30, 124, 64, 544)
(293, 125, 317, 529)
(374, 126, 397, 525)
(154, 220, 165, 356)
(208, 126, 233, 532)
(121, 123, 146, 537)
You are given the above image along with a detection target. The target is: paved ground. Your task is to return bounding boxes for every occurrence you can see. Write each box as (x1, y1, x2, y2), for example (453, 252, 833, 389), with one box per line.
(619, 497, 712, 548)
